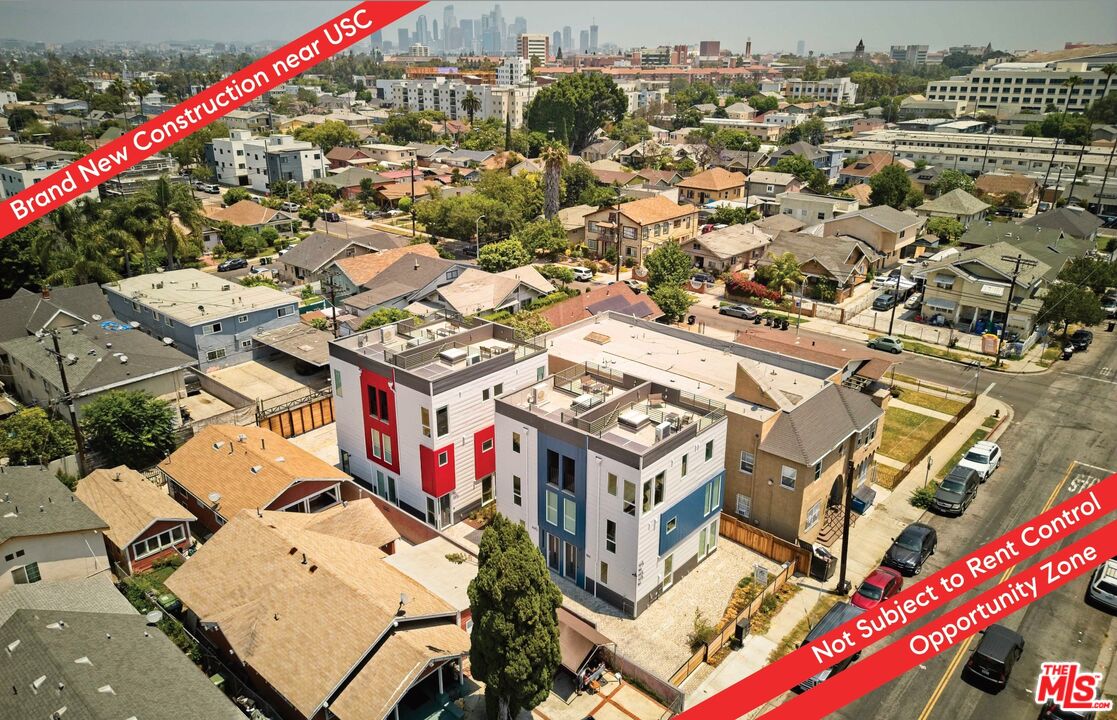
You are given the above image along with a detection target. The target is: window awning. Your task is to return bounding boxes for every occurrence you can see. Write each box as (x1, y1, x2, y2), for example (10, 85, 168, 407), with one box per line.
(557, 606, 613, 676)
(926, 297, 957, 311)
(979, 284, 1006, 297)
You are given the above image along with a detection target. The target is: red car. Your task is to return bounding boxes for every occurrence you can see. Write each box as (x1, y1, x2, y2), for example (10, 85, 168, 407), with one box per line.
(851, 567, 903, 609)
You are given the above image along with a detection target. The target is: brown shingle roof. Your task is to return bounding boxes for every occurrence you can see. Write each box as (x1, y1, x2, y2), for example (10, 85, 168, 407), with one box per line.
(840, 152, 897, 179)
(332, 243, 441, 287)
(537, 284, 662, 329)
(591, 168, 640, 185)
(377, 179, 441, 201)
(677, 167, 746, 191)
(75, 466, 194, 549)
(158, 425, 351, 522)
(203, 200, 284, 227)
(617, 195, 697, 225)
(974, 173, 1038, 197)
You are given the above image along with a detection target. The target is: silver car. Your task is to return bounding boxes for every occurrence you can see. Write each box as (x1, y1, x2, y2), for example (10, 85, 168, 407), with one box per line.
(1087, 557, 1117, 611)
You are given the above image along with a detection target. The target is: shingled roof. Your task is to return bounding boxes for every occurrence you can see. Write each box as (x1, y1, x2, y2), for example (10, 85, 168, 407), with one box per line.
(74, 466, 194, 550)
(759, 384, 883, 465)
(0, 466, 107, 544)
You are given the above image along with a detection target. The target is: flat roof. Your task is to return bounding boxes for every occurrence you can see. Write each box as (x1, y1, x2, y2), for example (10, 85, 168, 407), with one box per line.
(542, 314, 832, 420)
(254, 322, 334, 367)
(104, 269, 296, 325)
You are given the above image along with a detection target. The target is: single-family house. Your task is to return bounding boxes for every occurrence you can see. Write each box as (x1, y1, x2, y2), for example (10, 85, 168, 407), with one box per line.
(1022, 207, 1104, 242)
(637, 168, 683, 189)
(277, 232, 381, 284)
(557, 204, 598, 245)
(408, 142, 453, 165)
(328, 244, 443, 300)
(823, 205, 926, 265)
(324, 146, 374, 169)
(974, 173, 1040, 207)
(0, 467, 108, 590)
(745, 171, 801, 200)
(759, 231, 880, 301)
(724, 102, 757, 120)
(752, 214, 807, 234)
(959, 222, 1092, 281)
(590, 168, 642, 187)
(536, 284, 662, 329)
(202, 200, 299, 244)
(442, 148, 496, 168)
(617, 140, 668, 169)
(357, 143, 417, 165)
(685, 223, 772, 274)
(159, 424, 372, 534)
(838, 152, 912, 185)
(318, 166, 389, 199)
(914, 189, 991, 227)
(580, 138, 626, 163)
(583, 195, 699, 265)
(767, 141, 838, 180)
(341, 255, 470, 316)
(374, 179, 442, 207)
(432, 266, 555, 316)
(907, 165, 947, 196)
(777, 191, 859, 224)
(678, 167, 747, 205)
(713, 149, 769, 173)
(0, 285, 112, 346)
(74, 466, 195, 575)
(843, 183, 874, 207)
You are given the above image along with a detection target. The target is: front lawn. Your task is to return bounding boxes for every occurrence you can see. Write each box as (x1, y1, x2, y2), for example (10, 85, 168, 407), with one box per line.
(874, 464, 904, 490)
(878, 407, 949, 464)
(895, 389, 967, 417)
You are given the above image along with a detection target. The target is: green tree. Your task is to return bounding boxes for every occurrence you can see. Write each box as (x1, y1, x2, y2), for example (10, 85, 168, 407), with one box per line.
(381, 111, 434, 143)
(223, 187, 250, 205)
(0, 223, 51, 297)
(81, 390, 176, 468)
(238, 275, 280, 289)
(930, 169, 975, 196)
(294, 120, 360, 154)
(468, 514, 562, 720)
(6, 107, 39, 133)
(869, 164, 913, 209)
(134, 176, 203, 270)
(358, 307, 413, 331)
(1085, 93, 1117, 125)
(756, 252, 805, 294)
(1056, 256, 1117, 295)
(650, 284, 697, 322)
(780, 117, 826, 146)
(926, 217, 965, 244)
(773, 154, 829, 194)
(709, 206, 758, 225)
(644, 241, 693, 290)
(505, 313, 553, 338)
(514, 218, 568, 258)
(538, 264, 575, 286)
(748, 95, 779, 113)
(0, 408, 76, 466)
(478, 238, 531, 272)
(561, 162, 596, 207)
(1037, 282, 1105, 338)
(167, 122, 229, 169)
(525, 73, 627, 152)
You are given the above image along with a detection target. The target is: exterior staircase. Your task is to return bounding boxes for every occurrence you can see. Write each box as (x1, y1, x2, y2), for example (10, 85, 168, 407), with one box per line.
(816, 504, 857, 548)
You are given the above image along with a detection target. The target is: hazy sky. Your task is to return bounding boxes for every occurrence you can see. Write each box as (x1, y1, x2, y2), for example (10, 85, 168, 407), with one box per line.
(1, 1, 1114, 55)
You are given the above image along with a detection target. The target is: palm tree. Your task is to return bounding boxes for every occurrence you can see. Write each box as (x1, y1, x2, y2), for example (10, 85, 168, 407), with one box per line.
(130, 78, 152, 111)
(460, 90, 481, 126)
(539, 142, 567, 219)
(761, 252, 805, 295)
(1100, 64, 1117, 98)
(42, 200, 118, 286)
(1040, 75, 1081, 197)
(135, 176, 203, 270)
(47, 232, 119, 286)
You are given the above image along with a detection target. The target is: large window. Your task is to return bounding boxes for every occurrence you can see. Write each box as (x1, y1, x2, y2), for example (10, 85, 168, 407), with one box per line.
(605, 520, 616, 552)
(512, 476, 522, 506)
(705, 440, 714, 461)
(435, 406, 449, 436)
(740, 450, 754, 474)
(367, 386, 389, 422)
(563, 498, 577, 533)
(420, 407, 431, 438)
(805, 501, 821, 530)
(607, 473, 618, 496)
(681, 454, 688, 477)
(562, 455, 576, 493)
(11, 562, 41, 584)
(781, 466, 797, 490)
(132, 526, 186, 560)
(547, 450, 560, 487)
(623, 481, 636, 516)
(546, 491, 558, 525)
(512, 432, 521, 452)
(206, 348, 226, 361)
(736, 493, 751, 518)
(202, 322, 222, 335)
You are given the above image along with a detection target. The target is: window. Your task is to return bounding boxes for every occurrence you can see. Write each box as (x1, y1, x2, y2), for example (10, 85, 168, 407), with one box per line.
(367, 387, 390, 422)
(206, 348, 226, 361)
(642, 478, 653, 512)
(623, 481, 636, 516)
(780, 466, 797, 490)
(805, 501, 821, 530)
(666, 517, 677, 533)
(240, 339, 254, 350)
(202, 322, 222, 335)
(512, 432, 521, 452)
(655, 471, 665, 505)
(814, 461, 822, 481)
(546, 491, 558, 525)
(333, 369, 342, 397)
(606, 520, 616, 552)
(704, 481, 715, 515)
(563, 498, 576, 533)
(371, 429, 382, 458)
(537, 366, 545, 381)
(482, 388, 490, 401)
(12, 562, 41, 584)
(607, 473, 618, 496)
(736, 493, 752, 518)
(705, 440, 714, 461)
(494, 383, 503, 396)
(237, 314, 249, 323)
(740, 450, 754, 474)
(600, 561, 609, 585)
(480, 437, 494, 453)
(681, 454, 688, 477)
(435, 406, 449, 436)
(383, 436, 393, 464)
(562, 455, 576, 493)
(547, 450, 559, 487)
(513, 476, 522, 506)
(421, 407, 431, 438)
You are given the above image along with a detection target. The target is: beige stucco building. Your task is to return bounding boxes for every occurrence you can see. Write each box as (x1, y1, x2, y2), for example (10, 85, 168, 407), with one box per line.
(584, 195, 698, 266)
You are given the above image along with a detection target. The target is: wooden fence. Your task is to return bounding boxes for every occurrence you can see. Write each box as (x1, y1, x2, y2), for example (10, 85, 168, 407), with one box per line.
(257, 393, 334, 438)
(718, 513, 812, 575)
(667, 561, 796, 687)
(887, 394, 978, 483)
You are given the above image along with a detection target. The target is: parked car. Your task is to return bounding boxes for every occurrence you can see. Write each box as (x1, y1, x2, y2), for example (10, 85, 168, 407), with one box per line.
(363, 208, 383, 219)
(610, 279, 643, 293)
(217, 257, 248, 272)
(1038, 700, 1097, 719)
(868, 336, 904, 354)
(1085, 556, 1117, 612)
(851, 567, 904, 610)
(320, 211, 341, 223)
(957, 441, 1002, 482)
(933, 465, 981, 516)
(963, 624, 1024, 689)
(719, 303, 760, 320)
(281, 202, 300, 212)
(883, 522, 937, 575)
(794, 602, 865, 692)
(692, 272, 717, 285)
(873, 293, 898, 311)
(1102, 297, 1117, 318)
(571, 266, 594, 282)
(248, 265, 271, 275)
(201, 183, 220, 194)
(385, 209, 404, 216)
(904, 292, 923, 310)
(1070, 329, 1093, 352)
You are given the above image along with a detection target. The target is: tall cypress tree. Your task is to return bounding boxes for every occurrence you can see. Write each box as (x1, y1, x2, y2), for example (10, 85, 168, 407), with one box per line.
(468, 514, 562, 720)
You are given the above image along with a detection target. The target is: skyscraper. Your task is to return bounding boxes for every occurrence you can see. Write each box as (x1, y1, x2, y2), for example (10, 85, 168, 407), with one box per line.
(369, 30, 382, 51)
(460, 18, 474, 53)
(414, 15, 428, 46)
(797, 39, 806, 56)
(589, 23, 598, 53)
(432, 19, 440, 50)
(552, 31, 562, 53)
(443, 5, 456, 34)
(398, 28, 410, 52)
(512, 16, 527, 39)
(579, 29, 589, 53)
(562, 26, 572, 52)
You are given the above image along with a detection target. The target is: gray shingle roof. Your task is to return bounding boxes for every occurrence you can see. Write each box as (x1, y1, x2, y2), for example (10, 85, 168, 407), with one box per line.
(769, 141, 826, 163)
(279, 232, 377, 273)
(830, 205, 923, 233)
(0, 466, 107, 543)
(762, 231, 880, 284)
(318, 166, 387, 189)
(918, 241, 1050, 288)
(759, 384, 883, 465)
(0, 285, 113, 344)
(0, 609, 243, 719)
(916, 188, 990, 216)
(1022, 207, 1103, 239)
(0, 575, 133, 625)
(960, 223, 1090, 281)
(344, 255, 464, 310)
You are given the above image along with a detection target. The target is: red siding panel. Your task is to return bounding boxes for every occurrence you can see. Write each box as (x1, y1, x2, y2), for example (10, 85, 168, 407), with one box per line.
(361, 368, 400, 474)
(267, 480, 340, 511)
(473, 425, 496, 480)
(420, 443, 456, 498)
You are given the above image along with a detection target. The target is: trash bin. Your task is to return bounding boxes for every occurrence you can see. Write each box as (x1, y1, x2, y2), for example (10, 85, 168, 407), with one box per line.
(734, 615, 752, 642)
(810, 546, 836, 582)
(1108, 321, 1115, 332)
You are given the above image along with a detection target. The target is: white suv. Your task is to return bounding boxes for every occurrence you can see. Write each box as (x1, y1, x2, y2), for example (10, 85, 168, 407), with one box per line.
(957, 440, 1001, 482)
(571, 266, 593, 282)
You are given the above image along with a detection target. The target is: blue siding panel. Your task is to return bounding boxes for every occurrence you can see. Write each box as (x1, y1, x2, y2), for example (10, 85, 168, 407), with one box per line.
(658, 470, 724, 555)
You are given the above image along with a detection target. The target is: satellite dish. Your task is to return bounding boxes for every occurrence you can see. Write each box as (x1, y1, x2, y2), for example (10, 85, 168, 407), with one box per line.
(128, 321, 140, 329)
(144, 610, 163, 625)
(207, 492, 222, 504)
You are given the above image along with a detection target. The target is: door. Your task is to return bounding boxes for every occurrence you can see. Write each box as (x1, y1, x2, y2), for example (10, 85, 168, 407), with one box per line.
(662, 554, 674, 590)
(564, 542, 578, 580)
(481, 475, 494, 505)
(547, 534, 561, 573)
(698, 527, 708, 560)
(438, 495, 451, 529)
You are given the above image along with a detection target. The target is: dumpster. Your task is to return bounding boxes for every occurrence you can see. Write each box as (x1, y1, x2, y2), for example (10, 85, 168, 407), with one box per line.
(810, 546, 836, 582)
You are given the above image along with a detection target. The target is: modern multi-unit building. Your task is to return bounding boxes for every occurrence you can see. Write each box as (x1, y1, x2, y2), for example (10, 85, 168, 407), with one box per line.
(208, 128, 253, 186)
(494, 360, 728, 617)
(206, 132, 327, 191)
(760, 77, 858, 104)
(890, 44, 929, 65)
(328, 314, 549, 529)
(378, 76, 539, 128)
(924, 60, 1112, 115)
(518, 33, 550, 63)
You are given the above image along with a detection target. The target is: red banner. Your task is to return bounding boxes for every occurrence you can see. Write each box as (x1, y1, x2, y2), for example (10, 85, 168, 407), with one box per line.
(0, 1, 425, 236)
(679, 474, 1117, 720)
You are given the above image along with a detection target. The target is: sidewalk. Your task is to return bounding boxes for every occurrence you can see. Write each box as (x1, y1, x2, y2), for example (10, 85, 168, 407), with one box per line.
(685, 393, 1012, 709)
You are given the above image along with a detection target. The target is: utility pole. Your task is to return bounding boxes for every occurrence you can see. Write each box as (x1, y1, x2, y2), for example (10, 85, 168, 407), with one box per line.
(835, 433, 858, 595)
(613, 185, 623, 282)
(409, 158, 417, 238)
(886, 273, 901, 336)
(1040, 79, 1077, 206)
(474, 214, 486, 259)
(323, 272, 340, 339)
(1096, 139, 1117, 218)
(46, 331, 88, 477)
(996, 253, 1038, 367)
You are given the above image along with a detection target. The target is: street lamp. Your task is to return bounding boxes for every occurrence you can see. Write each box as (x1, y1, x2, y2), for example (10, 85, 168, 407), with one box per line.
(474, 214, 486, 259)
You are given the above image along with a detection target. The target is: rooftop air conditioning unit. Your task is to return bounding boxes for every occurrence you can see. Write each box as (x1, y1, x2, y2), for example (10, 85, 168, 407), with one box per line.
(439, 347, 468, 365)
(654, 421, 672, 442)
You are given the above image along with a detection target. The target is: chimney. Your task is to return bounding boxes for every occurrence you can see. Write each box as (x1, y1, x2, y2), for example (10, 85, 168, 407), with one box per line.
(41, 285, 50, 300)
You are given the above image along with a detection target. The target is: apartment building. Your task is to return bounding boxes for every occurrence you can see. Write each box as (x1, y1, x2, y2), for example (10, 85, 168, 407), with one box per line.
(584, 195, 698, 265)
(495, 361, 727, 617)
(379, 76, 540, 128)
(925, 61, 1111, 114)
(208, 128, 252, 186)
(677, 167, 747, 206)
(777, 191, 859, 223)
(0, 142, 98, 202)
(328, 314, 549, 530)
(518, 33, 550, 63)
(100, 155, 184, 196)
(760, 77, 858, 104)
(496, 56, 530, 85)
(542, 314, 888, 547)
(103, 269, 299, 370)
(243, 134, 326, 192)
(890, 44, 929, 64)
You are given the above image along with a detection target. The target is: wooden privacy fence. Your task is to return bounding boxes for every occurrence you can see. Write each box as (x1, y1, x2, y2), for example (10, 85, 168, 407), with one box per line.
(718, 513, 812, 575)
(256, 387, 334, 438)
(667, 561, 796, 687)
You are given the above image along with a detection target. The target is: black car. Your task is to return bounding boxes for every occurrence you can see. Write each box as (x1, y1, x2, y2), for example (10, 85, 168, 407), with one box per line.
(794, 602, 865, 692)
(217, 257, 248, 272)
(872, 293, 897, 311)
(1070, 329, 1093, 351)
(719, 304, 759, 320)
(883, 522, 937, 576)
(692, 272, 717, 285)
(320, 211, 341, 223)
(1038, 700, 1097, 719)
(933, 466, 980, 516)
(964, 624, 1024, 689)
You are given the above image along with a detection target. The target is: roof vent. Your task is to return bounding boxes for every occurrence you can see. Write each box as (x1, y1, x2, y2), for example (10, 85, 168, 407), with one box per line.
(236, 433, 248, 442)
(6, 639, 19, 655)
(274, 456, 285, 463)
(74, 656, 91, 666)
(119, 355, 128, 364)
(31, 676, 46, 694)
(250, 465, 263, 474)
(207, 492, 221, 505)
(96, 685, 115, 696)
(212, 441, 225, 451)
